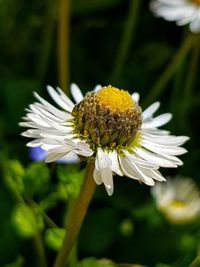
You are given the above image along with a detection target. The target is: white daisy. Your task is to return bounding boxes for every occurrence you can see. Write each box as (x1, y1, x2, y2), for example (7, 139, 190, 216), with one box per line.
(150, 0, 200, 33)
(20, 84, 189, 196)
(151, 177, 200, 224)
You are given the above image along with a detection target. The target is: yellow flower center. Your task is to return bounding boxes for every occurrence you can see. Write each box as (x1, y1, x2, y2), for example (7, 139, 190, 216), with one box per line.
(72, 85, 142, 150)
(192, 0, 200, 4)
(96, 85, 134, 112)
(169, 200, 187, 209)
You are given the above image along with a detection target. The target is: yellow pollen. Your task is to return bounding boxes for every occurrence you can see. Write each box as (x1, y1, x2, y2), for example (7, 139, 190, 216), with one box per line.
(96, 85, 134, 111)
(169, 200, 187, 209)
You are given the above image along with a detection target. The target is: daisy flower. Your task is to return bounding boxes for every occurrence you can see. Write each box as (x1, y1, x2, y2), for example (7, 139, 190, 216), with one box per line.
(20, 84, 189, 196)
(151, 177, 200, 224)
(150, 0, 200, 33)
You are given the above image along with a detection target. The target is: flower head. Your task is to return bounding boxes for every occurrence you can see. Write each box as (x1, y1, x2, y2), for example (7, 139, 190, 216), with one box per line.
(20, 84, 189, 195)
(151, 177, 200, 224)
(150, 0, 200, 33)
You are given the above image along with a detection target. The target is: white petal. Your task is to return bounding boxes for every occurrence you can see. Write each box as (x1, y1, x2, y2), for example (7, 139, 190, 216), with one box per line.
(21, 130, 41, 138)
(27, 113, 50, 127)
(108, 150, 123, 176)
(70, 83, 84, 103)
(134, 147, 177, 168)
(27, 139, 42, 147)
(142, 102, 160, 120)
(119, 156, 139, 180)
(56, 87, 75, 109)
(142, 113, 172, 128)
(123, 156, 155, 186)
(142, 133, 189, 146)
(101, 168, 114, 196)
(47, 85, 73, 112)
(45, 152, 68, 163)
(75, 142, 93, 157)
(29, 104, 64, 123)
(48, 145, 74, 154)
(93, 168, 103, 185)
(95, 148, 112, 170)
(57, 152, 79, 164)
(132, 92, 140, 103)
(123, 150, 158, 169)
(93, 84, 102, 92)
(140, 140, 187, 156)
(150, 169, 166, 182)
(34, 100, 68, 120)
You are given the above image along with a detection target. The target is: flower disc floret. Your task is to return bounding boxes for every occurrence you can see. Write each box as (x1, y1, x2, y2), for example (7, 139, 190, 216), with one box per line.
(96, 85, 134, 112)
(72, 86, 142, 150)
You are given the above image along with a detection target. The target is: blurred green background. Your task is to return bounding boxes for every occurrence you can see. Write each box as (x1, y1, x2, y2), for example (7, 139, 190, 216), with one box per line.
(0, 0, 200, 266)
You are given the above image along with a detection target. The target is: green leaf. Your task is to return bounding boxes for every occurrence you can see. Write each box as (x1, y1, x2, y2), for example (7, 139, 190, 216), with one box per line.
(0, 179, 20, 264)
(77, 257, 115, 267)
(23, 161, 50, 198)
(39, 190, 62, 211)
(77, 258, 146, 267)
(57, 164, 85, 199)
(3, 160, 24, 199)
(12, 204, 44, 238)
(44, 228, 65, 251)
(3, 256, 24, 267)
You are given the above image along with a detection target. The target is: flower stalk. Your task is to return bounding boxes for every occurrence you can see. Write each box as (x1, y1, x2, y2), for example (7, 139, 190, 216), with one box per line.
(53, 161, 96, 267)
(180, 34, 200, 119)
(111, 0, 141, 83)
(57, 0, 70, 94)
(143, 33, 194, 107)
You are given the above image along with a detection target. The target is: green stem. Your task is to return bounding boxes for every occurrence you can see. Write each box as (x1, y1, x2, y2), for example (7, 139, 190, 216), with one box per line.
(68, 243, 78, 267)
(57, 0, 70, 94)
(36, 0, 57, 84)
(32, 200, 58, 228)
(52, 161, 96, 267)
(189, 256, 200, 267)
(33, 232, 47, 267)
(169, 30, 188, 115)
(143, 33, 194, 107)
(110, 0, 141, 83)
(181, 35, 200, 119)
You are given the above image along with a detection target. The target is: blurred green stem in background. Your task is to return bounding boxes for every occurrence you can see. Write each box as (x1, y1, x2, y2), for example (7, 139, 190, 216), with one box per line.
(189, 255, 200, 267)
(180, 34, 200, 121)
(143, 33, 194, 107)
(53, 161, 96, 267)
(33, 232, 47, 267)
(36, 0, 57, 84)
(57, 0, 70, 94)
(111, 0, 141, 83)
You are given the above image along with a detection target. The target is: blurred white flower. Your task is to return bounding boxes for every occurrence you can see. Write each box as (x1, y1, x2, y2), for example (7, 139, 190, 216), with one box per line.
(150, 0, 200, 33)
(20, 84, 188, 196)
(151, 177, 200, 224)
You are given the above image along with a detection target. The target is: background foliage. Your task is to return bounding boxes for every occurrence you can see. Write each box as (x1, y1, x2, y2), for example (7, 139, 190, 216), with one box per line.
(0, 0, 200, 266)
